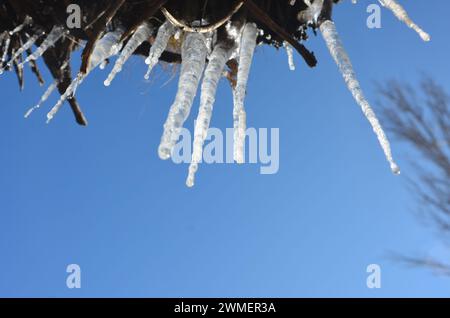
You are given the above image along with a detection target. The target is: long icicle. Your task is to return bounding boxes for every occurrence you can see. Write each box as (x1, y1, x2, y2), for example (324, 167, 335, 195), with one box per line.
(233, 23, 258, 164)
(158, 32, 207, 160)
(104, 22, 153, 86)
(47, 29, 124, 123)
(320, 20, 400, 174)
(21, 25, 66, 67)
(25, 80, 58, 118)
(378, 0, 430, 42)
(186, 42, 234, 187)
(144, 21, 176, 80)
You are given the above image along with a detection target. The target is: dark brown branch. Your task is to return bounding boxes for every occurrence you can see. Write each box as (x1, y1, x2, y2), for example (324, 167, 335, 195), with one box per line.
(26, 48, 45, 86)
(43, 38, 88, 126)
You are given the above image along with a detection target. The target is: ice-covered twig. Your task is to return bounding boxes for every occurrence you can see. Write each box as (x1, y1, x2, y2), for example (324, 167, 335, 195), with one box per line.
(46, 73, 83, 123)
(5, 33, 40, 70)
(320, 20, 400, 174)
(187, 42, 234, 187)
(158, 32, 207, 160)
(104, 22, 153, 86)
(378, 0, 430, 42)
(0, 35, 11, 74)
(25, 80, 58, 118)
(21, 26, 66, 67)
(233, 23, 258, 164)
(47, 29, 124, 123)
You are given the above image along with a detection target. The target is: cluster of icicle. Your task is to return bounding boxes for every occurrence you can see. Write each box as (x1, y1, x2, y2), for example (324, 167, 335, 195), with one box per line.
(100, 19, 260, 187)
(2, 0, 432, 186)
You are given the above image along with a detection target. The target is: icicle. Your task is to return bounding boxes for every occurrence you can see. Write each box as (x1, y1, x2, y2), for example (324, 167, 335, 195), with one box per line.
(378, 0, 430, 42)
(5, 34, 40, 70)
(46, 73, 83, 123)
(25, 80, 58, 118)
(284, 42, 296, 71)
(233, 23, 258, 164)
(21, 26, 66, 67)
(46, 29, 124, 123)
(105, 22, 153, 86)
(9, 16, 33, 36)
(301, 0, 324, 24)
(186, 42, 234, 187)
(320, 20, 400, 174)
(0, 32, 7, 53)
(0, 31, 7, 43)
(87, 28, 124, 72)
(0, 35, 11, 74)
(158, 32, 207, 160)
(144, 21, 177, 80)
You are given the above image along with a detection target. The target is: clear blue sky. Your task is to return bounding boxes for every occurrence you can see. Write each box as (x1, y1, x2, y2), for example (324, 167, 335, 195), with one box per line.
(1, 1, 449, 297)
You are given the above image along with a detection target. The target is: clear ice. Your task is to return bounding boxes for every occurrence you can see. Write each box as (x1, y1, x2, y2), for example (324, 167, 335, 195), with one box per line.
(186, 42, 234, 187)
(158, 32, 207, 160)
(144, 21, 177, 80)
(104, 22, 153, 86)
(25, 80, 58, 118)
(21, 25, 66, 67)
(233, 23, 258, 164)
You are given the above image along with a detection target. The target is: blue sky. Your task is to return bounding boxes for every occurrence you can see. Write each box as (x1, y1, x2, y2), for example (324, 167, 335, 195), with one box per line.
(0, 1, 449, 297)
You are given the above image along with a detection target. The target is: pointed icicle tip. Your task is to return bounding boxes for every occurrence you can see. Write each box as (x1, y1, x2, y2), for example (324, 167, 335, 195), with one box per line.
(391, 163, 401, 175)
(378, 0, 431, 42)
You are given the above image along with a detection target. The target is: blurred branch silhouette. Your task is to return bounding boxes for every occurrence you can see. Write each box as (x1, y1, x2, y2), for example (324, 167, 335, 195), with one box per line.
(378, 77, 450, 274)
